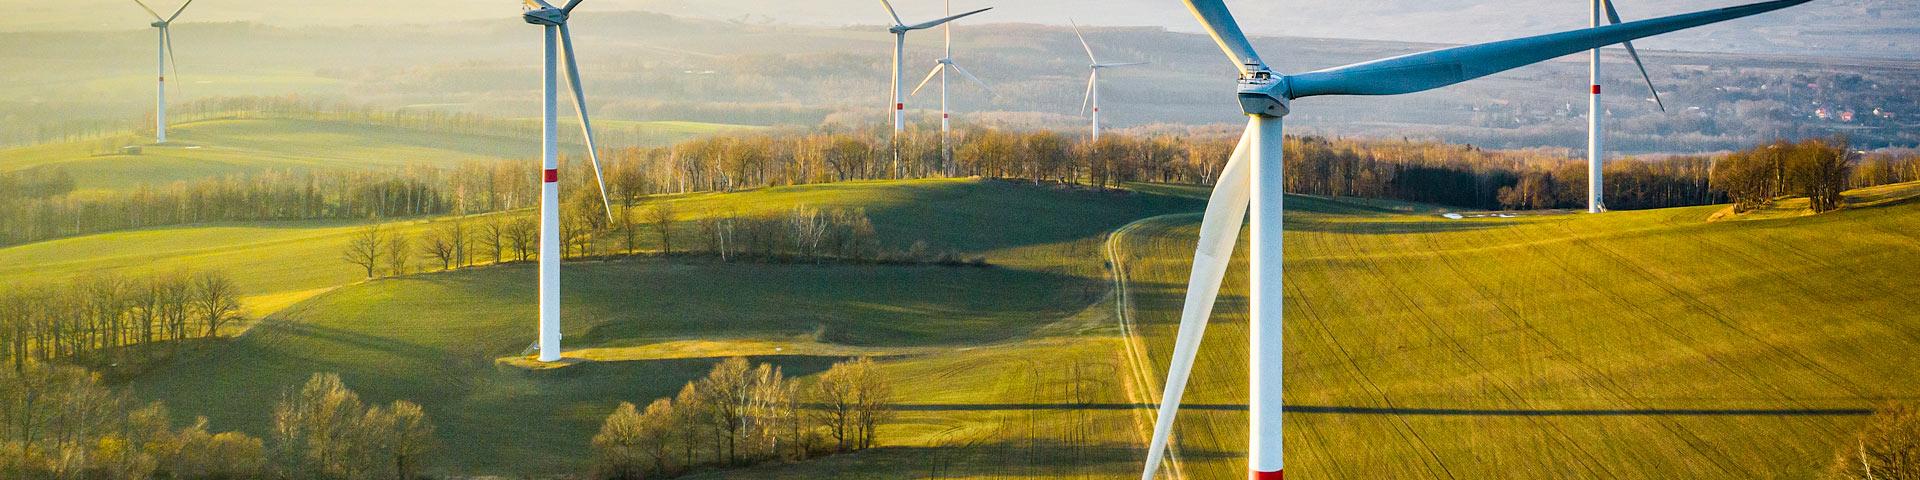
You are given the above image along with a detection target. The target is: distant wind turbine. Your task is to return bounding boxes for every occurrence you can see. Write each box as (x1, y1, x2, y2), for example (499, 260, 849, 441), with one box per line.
(878, 0, 990, 138)
(1140, 1, 1810, 479)
(1071, 20, 1145, 142)
(1588, 0, 1669, 213)
(522, 0, 615, 363)
(133, 0, 194, 144)
(909, 0, 993, 176)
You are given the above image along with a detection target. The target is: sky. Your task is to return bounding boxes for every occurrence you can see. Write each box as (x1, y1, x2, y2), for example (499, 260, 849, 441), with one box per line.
(15, 0, 1914, 59)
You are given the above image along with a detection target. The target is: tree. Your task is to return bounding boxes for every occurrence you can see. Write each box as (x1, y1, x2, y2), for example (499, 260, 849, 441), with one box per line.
(648, 202, 677, 256)
(507, 217, 537, 262)
(191, 271, 243, 338)
(810, 360, 859, 452)
(672, 384, 707, 468)
(480, 216, 507, 264)
(697, 357, 753, 465)
(384, 400, 436, 480)
(421, 226, 458, 271)
(273, 373, 365, 477)
(1828, 402, 1920, 479)
(592, 402, 648, 480)
(343, 224, 385, 279)
(387, 234, 414, 276)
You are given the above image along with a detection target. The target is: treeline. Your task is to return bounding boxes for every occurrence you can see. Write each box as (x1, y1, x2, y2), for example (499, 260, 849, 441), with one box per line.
(0, 270, 244, 372)
(591, 357, 893, 480)
(0, 366, 435, 480)
(1711, 138, 1855, 213)
(14, 100, 1920, 248)
(343, 205, 981, 280)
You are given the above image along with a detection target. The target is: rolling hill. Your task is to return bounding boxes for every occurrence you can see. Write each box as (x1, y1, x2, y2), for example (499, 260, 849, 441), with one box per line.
(8, 147, 1919, 477)
(0, 116, 747, 194)
(1115, 181, 1920, 479)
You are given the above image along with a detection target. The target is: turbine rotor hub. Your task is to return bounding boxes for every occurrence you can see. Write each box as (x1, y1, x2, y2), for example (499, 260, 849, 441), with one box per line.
(1236, 68, 1289, 117)
(523, 8, 568, 26)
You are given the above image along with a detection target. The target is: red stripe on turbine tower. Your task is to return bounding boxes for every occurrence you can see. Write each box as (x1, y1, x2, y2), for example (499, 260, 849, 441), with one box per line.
(1253, 470, 1283, 480)
(896, 103, 905, 110)
(1592, 84, 1602, 94)
(543, 169, 558, 183)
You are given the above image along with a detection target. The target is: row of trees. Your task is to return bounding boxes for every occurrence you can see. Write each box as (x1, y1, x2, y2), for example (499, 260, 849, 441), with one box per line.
(0, 270, 243, 372)
(1711, 138, 1856, 213)
(592, 357, 894, 480)
(0, 364, 436, 480)
(14, 98, 1920, 247)
(343, 202, 975, 281)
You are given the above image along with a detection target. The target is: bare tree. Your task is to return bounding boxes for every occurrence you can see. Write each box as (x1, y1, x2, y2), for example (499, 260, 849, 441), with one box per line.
(420, 227, 458, 271)
(191, 271, 243, 338)
(648, 202, 678, 256)
(697, 357, 753, 465)
(343, 224, 385, 279)
(1829, 402, 1920, 479)
(480, 216, 507, 265)
(506, 218, 537, 262)
(386, 234, 414, 277)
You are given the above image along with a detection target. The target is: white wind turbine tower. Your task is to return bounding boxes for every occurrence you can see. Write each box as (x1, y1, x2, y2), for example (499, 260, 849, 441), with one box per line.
(1140, 1, 1810, 479)
(523, 0, 615, 363)
(1071, 20, 1145, 142)
(878, 1, 991, 139)
(909, 0, 993, 176)
(1587, 0, 1669, 213)
(133, 0, 194, 144)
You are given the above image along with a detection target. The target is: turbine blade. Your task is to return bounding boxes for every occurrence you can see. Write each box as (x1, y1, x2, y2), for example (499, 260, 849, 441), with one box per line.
(1180, 0, 1264, 74)
(563, 0, 584, 13)
(164, 27, 179, 78)
(905, 7, 990, 31)
(950, 63, 991, 93)
(1081, 71, 1095, 115)
(878, 0, 904, 26)
(1618, 40, 1667, 112)
(911, 63, 945, 97)
(1605, 0, 1668, 112)
(1069, 19, 1098, 63)
(1141, 120, 1255, 480)
(558, 24, 615, 223)
(1287, 0, 1809, 98)
(528, 0, 557, 8)
(133, 0, 164, 21)
(165, 0, 194, 22)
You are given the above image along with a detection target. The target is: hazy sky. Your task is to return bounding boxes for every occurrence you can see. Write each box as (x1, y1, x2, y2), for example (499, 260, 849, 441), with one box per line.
(13, 0, 1914, 58)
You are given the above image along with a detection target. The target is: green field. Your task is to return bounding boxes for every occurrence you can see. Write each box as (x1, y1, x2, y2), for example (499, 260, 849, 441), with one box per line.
(0, 178, 1198, 475)
(7, 151, 1919, 477)
(1116, 182, 1920, 479)
(0, 116, 747, 194)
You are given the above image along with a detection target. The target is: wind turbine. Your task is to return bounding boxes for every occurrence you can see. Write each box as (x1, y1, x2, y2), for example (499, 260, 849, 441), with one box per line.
(133, 0, 194, 144)
(878, 1, 990, 138)
(909, 0, 993, 176)
(1140, 1, 1810, 479)
(1071, 20, 1145, 142)
(1587, 0, 1669, 214)
(523, 0, 614, 363)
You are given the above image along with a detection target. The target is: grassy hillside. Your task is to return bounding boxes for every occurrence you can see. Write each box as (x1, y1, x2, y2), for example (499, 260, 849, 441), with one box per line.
(10, 171, 1918, 477)
(0, 116, 746, 194)
(1115, 182, 1920, 479)
(31, 178, 1200, 475)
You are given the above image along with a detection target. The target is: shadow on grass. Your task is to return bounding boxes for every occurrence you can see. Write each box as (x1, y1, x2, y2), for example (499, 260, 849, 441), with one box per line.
(865, 403, 1873, 417)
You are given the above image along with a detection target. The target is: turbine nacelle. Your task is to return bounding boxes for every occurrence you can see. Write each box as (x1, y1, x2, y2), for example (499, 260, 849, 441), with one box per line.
(151, 21, 168, 28)
(523, 8, 568, 26)
(1237, 68, 1289, 117)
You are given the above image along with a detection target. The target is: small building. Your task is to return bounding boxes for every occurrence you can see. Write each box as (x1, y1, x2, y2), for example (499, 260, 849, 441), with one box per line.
(120, 146, 143, 155)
